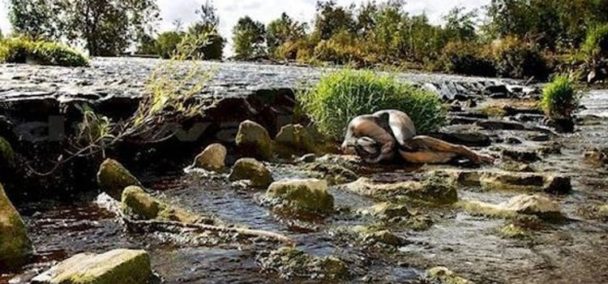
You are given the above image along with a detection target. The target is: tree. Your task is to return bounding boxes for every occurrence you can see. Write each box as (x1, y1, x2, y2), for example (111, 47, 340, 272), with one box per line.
(56, 0, 160, 56)
(186, 1, 225, 60)
(8, 0, 60, 39)
(266, 13, 307, 55)
(313, 0, 356, 40)
(443, 7, 477, 42)
(156, 31, 185, 59)
(232, 16, 267, 59)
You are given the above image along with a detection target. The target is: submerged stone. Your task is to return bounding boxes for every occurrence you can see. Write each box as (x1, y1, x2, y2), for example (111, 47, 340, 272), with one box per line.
(121, 186, 201, 224)
(235, 120, 273, 161)
(97, 159, 142, 200)
(32, 249, 152, 284)
(259, 247, 349, 281)
(367, 202, 411, 220)
(266, 179, 334, 214)
(229, 158, 273, 188)
(0, 183, 32, 271)
(193, 143, 227, 172)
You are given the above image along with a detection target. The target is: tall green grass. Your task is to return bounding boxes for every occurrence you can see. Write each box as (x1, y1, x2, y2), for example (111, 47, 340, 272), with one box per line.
(0, 37, 88, 67)
(582, 24, 608, 59)
(541, 75, 578, 119)
(300, 69, 446, 139)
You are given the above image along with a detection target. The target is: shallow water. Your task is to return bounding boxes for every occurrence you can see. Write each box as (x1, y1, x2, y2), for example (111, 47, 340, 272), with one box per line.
(4, 91, 608, 283)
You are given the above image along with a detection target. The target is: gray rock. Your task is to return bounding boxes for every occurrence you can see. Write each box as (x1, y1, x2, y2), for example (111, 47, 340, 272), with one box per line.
(229, 158, 273, 188)
(96, 159, 142, 200)
(235, 120, 273, 161)
(266, 179, 334, 214)
(193, 143, 227, 171)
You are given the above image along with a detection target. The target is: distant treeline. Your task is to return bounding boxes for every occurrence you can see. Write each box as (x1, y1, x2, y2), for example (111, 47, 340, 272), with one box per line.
(5, 0, 608, 80)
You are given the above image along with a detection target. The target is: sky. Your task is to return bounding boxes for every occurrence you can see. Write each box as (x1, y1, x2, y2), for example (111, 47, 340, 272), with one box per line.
(0, 0, 489, 55)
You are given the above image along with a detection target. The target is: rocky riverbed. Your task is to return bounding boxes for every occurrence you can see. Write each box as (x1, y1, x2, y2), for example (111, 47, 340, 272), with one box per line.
(1, 58, 608, 283)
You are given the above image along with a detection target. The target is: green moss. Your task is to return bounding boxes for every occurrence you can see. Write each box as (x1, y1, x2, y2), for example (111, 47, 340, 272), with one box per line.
(97, 159, 142, 200)
(260, 247, 349, 281)
(582, 24, 608, 58)
(300, 69, 446, 139)
(426, 266, 474, 284)
(0, 136, 15, 167)
(121, 186, 200, 224)
(458, 200, 516, 219)
(0, 37, 88, 67)
(0, 183, 32, 271)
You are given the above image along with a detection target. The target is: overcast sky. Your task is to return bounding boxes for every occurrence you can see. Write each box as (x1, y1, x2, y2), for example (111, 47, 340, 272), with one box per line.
(0, 0, 489, 55)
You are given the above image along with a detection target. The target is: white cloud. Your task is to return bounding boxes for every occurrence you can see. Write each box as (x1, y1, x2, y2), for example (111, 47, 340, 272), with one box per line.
(0, 0, 489, 55)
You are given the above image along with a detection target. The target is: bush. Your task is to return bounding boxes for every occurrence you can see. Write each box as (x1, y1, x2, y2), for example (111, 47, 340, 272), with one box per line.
(313, 31, 369, 66)
(541, 75, 578, 119)
(582, 24, 608, 59)
(300, 70, 446, 139)
(440, 41, 496, 77)
(491, 37, 550, 80)
(0, 37, 88, 67)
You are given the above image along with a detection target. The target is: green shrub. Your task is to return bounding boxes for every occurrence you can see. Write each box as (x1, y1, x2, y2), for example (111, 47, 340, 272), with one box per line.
(300, 69, 446, 139)
(541, 75, 579, 119)
(491, 37, 550, 80)
(0, 37, 88, 67)
(440, 41, 496, 77)
(582, 24, 608, 59)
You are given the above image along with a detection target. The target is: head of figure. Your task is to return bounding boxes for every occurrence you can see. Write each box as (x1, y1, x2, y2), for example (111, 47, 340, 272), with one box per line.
(354, 136, 381, 161)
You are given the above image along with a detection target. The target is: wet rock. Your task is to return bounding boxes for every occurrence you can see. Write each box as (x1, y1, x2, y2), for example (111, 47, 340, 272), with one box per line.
(297, 153, 317, 163)
(460, 194, 562, 219)
(32, 249, 152, 284)
(598, 205, 608, 219)
(504, 137, 523, 144)
(235, 120, 273, 160)
(355, 227, 403, 246)
(476, 119, 526, 130)
(426, 266, 474, 284)
(501, 147, 540, 163)
(258, 247, 349, 281)
(584, 147, 608, 166)
(193, 143, 227, 172)
(498, 160, 535, 172)
(343, 173, 458, 205)
(266, 179, 334, 214)
(305, 163, 358, 185)
(0, 183, 32, 271)
(121, 186, 201, 224)
(228, 158, 273, 188)
(366, 202, 411, 220)
(431, 125, 491, 147)
(479, 171, 571, 194)
(485, 84, 509, 96)
(274, 124, 318, 156)
(0, 136, 15, 167)
(97, 159, 142, 200)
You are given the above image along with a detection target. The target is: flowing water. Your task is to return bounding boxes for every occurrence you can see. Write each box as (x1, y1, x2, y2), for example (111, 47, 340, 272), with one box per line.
(4, 91, 608, 283)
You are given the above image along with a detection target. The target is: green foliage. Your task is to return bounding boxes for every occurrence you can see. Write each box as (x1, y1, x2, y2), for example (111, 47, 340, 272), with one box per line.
(541, 75, 579, 119)
(582, 24, 608, 59)
(300, 69, 446, 139)
(313, 31, 368, 66)
(156, 32, 184, 59)
(0, 37, 88, 67)
(314, 0, 356, 40)
(440, 41, 496, 77)
(233, 16, 267, 59)
(267, 13, 307, 57)
(9, 0, 160, 56)
(187, 1, 225, 60)
(491, 37, 550, 80)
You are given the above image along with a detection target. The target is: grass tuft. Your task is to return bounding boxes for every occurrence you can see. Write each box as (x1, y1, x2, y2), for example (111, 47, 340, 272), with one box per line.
(0, 37, 88, 67)
(541, 75, 579, 119)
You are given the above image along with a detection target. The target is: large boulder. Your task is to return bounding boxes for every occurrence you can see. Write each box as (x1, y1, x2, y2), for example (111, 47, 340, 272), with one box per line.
(0, 183, 32, 271)
(266, 179, 334, 214)
(228, 158, 274, 188)
(97, 159, 141, 200)
(121, 186, 201, 224)
(460, 194, 562, 219)
(32, 249, 152, 284)
(193, 143, 227, 172)
(235, 120, 273, 160)
(274, 124, 318, 155)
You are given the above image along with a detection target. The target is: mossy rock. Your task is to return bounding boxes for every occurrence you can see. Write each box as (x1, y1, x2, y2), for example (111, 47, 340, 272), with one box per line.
(235, 120, 273, 161)
(426, 266, 474, 284)
(354, 226, 403, 246)
(459, 194, 562, 220)
(259, 247, 349, 281)
(266, 179, 334, 214)
(365, 202, 411, 220)
(193, 143, 227, 172)
(97, 159, 142, 200)
(121, 186, 201, 224)
(305, 163, 358, 186)
(274, 124, 318, 156)
(228, 158, 274, 188)
(499, 224, 530, 239)
(0, 183, 32, 271)
(0, 136, 15, 167)
(32, 249, 152, 284)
